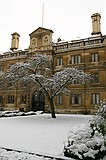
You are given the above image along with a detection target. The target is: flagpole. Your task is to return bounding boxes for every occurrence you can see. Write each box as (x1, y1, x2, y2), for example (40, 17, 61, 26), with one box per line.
(42, 2, 44, 27)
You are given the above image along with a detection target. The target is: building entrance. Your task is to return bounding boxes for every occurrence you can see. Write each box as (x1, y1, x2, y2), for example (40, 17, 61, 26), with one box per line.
(32, 91, 45, 112)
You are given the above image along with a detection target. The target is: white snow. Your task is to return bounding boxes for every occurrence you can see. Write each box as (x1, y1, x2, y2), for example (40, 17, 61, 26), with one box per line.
(0, 114, 91, 159)
(0, 113, 106, 160)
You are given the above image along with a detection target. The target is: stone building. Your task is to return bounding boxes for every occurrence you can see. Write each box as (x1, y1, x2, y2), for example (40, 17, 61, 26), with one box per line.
(0, 13, 106, 114)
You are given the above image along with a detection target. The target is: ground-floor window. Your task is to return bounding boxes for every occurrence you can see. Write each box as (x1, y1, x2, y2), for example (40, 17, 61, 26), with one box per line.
(91, 93, 100, 105)
(56, 95, 62, 105)
(0, 96, 3, 103)
(71, 94, 81, 105)
(20, 95, 27, 104)
(8, 95, 14, 103)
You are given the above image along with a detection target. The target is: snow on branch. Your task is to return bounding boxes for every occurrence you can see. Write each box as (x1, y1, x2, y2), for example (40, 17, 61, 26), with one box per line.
(1, 54, 91, 99)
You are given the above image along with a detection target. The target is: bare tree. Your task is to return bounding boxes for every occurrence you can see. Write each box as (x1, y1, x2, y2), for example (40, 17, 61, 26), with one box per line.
(1, 54, 91, 118)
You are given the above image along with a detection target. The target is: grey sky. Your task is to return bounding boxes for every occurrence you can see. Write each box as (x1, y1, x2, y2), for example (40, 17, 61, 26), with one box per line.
(0, 0, 106, 52)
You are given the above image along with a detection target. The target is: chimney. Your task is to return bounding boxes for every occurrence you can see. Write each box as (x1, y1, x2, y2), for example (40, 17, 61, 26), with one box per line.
(91, 13, 102, 36)
(10, 32, 20, 51)
(57, 38, 61, 42)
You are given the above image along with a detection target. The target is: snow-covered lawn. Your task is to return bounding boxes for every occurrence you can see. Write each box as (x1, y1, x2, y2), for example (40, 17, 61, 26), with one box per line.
(0, 114, 91, 159)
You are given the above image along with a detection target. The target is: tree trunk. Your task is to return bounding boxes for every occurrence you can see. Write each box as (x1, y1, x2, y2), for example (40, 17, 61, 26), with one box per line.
(49, 97, 56, 118)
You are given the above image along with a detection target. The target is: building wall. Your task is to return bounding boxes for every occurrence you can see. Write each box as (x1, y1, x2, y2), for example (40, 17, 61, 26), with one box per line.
(0, 22, 106, 114)
(53, 36, 106, 114)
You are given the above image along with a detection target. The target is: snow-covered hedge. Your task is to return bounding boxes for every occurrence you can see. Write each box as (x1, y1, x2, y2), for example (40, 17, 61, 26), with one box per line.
(0, 148, 51, 160)
(0, 110, 43, 118)
(64, 101, 106, 160)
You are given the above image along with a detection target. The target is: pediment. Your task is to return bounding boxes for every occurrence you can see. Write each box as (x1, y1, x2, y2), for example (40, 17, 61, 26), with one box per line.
(29, 27, 53, 52)
(29, 27, 53, 37)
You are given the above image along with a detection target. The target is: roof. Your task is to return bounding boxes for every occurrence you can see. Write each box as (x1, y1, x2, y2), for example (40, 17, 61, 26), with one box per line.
(29, 27, 54, 36)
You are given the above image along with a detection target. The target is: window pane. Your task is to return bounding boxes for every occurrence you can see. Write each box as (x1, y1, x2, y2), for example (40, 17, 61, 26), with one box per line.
(71, 95, 81, 105)
(95, 54, 98, 62)
(72, 96, 75, 104)
(20, 95, 26, 104)
(91, 53, 98, 62)
(57, 57, 62, 66)
(92, 54, 94, 62)
(71, 55, 81, 64)
(96, 94, 100, 104)
(72, 56, 74, 64)
(78, 55, 81, 63)
(79, 96, 81, 104)
(8, 95, 14, 103)
(74, 56, 77, 63)
(92, 73, 99, 83)
(92, 94, 95, 104)
(56, 95, 62, 105)
(0, 96, 3, 103)
(92, 94, 100, 105)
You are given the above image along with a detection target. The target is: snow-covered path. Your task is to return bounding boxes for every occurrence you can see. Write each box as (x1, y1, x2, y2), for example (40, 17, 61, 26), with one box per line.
(0, 114, 91, 157)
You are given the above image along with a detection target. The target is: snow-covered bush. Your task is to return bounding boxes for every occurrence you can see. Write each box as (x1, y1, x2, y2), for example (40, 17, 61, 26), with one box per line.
(64, 101, 106, 160)
(90, 101, 106, 137)
(0, 110, 43, 118)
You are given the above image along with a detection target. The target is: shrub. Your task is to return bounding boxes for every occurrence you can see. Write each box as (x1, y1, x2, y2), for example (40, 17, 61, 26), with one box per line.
(63, 101, 106, 160)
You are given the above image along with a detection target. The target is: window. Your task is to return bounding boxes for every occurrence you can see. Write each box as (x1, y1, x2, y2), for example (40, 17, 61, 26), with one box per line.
(92, 73, 99, 83)
(71, 55, 81, 64)
(72, 79, 80, 84)
(91, 93, 100, 105)
(36, 69, 41, 75)
(57, 57, 62, 66)
(57, 45, 67, 50)
(0, 65, 3, 72)
(85, 40, 101, 46)
(19, 52, 26, 56)
(91, 53, 99, 62)
(8, 95, 14, 103)
(0, 96, 3, 103)
(72, 43, 81, 47)
(20, 95, 26, 104)
(56, 95, 62, 105)
(71, 95, 81, 105)
(0, 82, 3, 88)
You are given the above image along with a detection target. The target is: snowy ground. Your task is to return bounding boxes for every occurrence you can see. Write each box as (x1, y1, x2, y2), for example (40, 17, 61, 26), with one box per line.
(0, 114, 92, 159)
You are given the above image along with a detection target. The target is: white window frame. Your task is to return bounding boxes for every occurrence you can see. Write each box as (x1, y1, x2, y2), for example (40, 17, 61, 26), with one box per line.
(71, 95, 81, 105)
(71, 55, 81, 64)
(57, 57, 62, 66)
(91, 93, 100, 105)
(91, 53, 99, 62)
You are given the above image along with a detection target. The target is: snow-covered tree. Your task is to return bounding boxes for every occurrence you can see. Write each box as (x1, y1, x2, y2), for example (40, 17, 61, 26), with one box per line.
(1, 54, 91, 118)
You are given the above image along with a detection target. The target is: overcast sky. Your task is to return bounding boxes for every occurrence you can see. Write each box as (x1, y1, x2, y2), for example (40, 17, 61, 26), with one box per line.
(0, 0, 106, 52)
